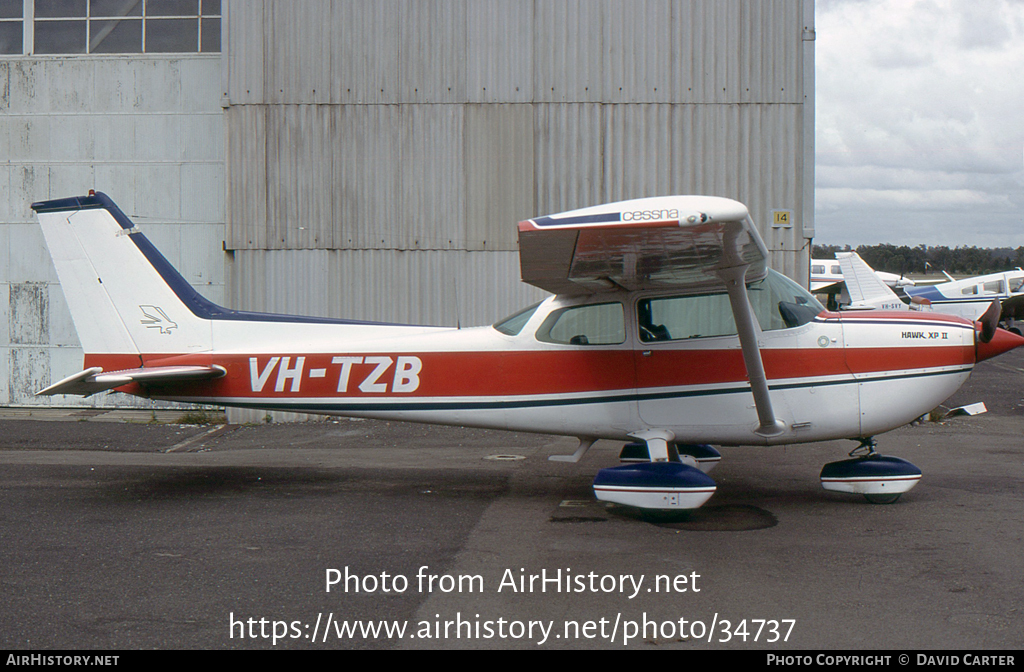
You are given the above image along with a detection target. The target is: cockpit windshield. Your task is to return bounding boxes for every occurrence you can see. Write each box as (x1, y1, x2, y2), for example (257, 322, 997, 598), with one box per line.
(493, 301, 543, 336)
(748, 269, 826, 330)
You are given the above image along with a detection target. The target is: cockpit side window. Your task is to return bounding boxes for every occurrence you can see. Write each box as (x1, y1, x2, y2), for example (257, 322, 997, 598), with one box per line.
(536, 302, 625, 345)
(637, 270, 824, 342)
(638, 293, 736, 342)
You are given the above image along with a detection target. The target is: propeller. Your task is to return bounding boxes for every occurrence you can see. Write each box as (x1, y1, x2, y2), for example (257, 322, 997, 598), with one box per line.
(978, 298, 1000, 344)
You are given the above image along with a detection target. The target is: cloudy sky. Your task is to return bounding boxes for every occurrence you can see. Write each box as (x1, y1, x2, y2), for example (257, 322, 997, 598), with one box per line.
(815, 0, 1024, 247)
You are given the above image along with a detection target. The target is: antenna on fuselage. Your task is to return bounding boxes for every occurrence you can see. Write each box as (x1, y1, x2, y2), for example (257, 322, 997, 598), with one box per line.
(453, 275, 461, 330)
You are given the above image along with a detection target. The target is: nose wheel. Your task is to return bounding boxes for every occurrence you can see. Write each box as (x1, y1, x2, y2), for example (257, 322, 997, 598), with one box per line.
(820, 438, 922, 504)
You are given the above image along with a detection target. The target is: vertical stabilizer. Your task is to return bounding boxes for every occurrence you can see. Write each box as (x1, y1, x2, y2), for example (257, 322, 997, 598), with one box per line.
(836, 252, 907, 311)
(33, 193, 213, 357)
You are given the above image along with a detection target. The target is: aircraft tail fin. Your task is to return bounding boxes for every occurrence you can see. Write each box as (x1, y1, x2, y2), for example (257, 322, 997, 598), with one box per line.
(836, 252, 907, 310)
(32, 192, 213, 359)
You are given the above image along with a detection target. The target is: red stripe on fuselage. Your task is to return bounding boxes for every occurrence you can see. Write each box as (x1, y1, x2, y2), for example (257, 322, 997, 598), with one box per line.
(79, 344, 975, 401)
(83, 354, 143, 371)
(845, 344, 973, 372)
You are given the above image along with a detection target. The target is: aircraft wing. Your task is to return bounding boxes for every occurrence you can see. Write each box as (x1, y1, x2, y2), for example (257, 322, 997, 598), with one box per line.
(37, 365, 227, 397)
(517, 196, 769, 295)
(1001, 294, 1024, 321)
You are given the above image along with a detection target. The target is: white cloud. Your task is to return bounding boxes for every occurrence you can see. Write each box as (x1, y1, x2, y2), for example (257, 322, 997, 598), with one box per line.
(815, 0, 1024, 246)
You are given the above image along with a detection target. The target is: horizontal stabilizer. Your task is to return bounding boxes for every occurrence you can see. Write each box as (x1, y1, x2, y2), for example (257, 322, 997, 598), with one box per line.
(37, 365, 227, 397)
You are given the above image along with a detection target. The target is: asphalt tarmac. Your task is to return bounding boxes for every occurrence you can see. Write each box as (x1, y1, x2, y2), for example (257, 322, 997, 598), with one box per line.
(1, 350, 1022, 650)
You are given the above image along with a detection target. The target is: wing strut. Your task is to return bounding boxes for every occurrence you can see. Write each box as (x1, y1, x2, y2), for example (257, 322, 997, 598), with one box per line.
(717, 223, 785, 439)
(719, 265, 785, 438)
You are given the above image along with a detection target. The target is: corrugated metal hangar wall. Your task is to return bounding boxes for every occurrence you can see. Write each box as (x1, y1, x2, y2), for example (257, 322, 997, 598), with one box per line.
(225, 0, 815, 330)
(1, 0, 814, 415)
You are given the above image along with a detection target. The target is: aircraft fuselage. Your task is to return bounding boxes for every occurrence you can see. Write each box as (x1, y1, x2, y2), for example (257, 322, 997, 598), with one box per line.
(86, 297, 989, 447)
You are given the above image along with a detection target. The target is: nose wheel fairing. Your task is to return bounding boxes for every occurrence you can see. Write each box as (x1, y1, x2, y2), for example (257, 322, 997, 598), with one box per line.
(820, 440, 922, 504)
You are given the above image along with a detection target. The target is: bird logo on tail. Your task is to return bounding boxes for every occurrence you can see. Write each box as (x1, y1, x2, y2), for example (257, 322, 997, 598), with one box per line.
(139, 305, 178, 334)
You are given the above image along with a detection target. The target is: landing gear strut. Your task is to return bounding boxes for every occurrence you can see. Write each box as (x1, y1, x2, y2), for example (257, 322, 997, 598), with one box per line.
(848, 437, 878, 458)
(820, 437, 922, 505)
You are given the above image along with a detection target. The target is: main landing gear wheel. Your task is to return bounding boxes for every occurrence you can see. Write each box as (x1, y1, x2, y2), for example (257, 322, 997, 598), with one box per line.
(593, 462, 717, 510)
(598, 441, 720, 511)
(819, 438, 922, 504)
(863, 492, 902, 505)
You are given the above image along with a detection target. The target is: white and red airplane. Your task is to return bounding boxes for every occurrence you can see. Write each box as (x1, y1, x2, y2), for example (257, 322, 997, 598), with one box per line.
(32, 192, 1024, 510)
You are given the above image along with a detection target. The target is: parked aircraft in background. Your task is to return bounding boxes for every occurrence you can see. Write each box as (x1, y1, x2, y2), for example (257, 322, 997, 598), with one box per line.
(903, 269, 1024, 329)
(32, 192, 1024, 511)
(832, 253, 1024, 334)
(830, 252, 917, 312)
(810, 257, 914, 293)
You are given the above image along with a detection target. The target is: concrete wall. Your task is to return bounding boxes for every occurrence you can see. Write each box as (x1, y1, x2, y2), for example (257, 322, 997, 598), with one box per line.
(0, 55, 225, 407)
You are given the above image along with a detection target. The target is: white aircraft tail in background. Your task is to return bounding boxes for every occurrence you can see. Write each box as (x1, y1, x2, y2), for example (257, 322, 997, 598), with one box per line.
(811, 256, 913, 293)
(833, 250, 1024, 331)
(835, 252, 909, 311)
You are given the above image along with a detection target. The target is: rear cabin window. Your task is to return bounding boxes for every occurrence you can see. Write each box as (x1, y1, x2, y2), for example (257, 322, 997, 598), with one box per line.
(536, 302, 625, 346)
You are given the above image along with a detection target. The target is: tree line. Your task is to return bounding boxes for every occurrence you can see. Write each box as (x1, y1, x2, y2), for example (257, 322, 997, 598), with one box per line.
(812, 244, 1024, 277)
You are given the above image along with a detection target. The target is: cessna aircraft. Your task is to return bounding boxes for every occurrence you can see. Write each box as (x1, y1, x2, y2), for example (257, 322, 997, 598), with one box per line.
(832, 252, 1024, 333)
(32, 192, 1024, 510)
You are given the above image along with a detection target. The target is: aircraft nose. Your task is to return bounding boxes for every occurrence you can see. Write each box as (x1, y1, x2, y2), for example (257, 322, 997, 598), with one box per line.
(975, 326, 1024, 363)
